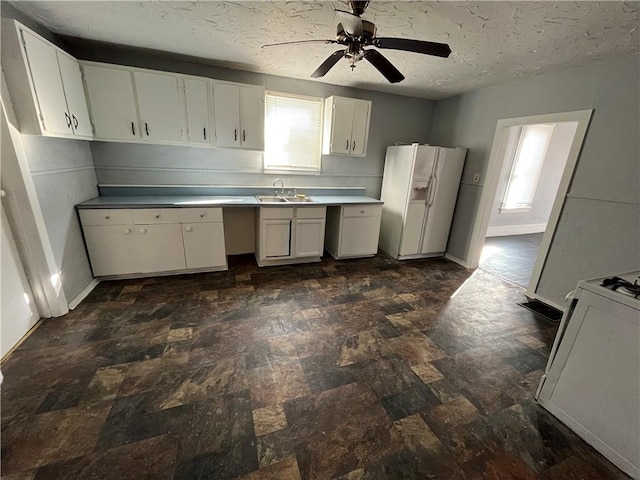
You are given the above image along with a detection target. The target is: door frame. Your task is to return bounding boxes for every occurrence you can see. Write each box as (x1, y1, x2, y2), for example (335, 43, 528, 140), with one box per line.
(467, 109, 593, 310)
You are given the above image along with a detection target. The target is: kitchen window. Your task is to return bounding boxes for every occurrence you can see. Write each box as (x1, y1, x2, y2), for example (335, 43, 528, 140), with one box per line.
(500, 124, 554, 213)
(264, 92, 323, 173)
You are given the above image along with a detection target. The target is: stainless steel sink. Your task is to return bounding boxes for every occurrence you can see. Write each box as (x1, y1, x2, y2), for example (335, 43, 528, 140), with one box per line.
(256, 196, 288, 203)
(284, 197, 315, 203)
(256, 195, 316, 203)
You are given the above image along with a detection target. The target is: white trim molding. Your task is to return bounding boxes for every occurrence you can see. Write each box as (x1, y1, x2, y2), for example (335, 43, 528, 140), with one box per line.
(486, 223, 547, 237)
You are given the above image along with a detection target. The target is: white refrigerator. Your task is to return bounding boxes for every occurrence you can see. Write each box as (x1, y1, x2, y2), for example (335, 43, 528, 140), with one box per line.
(379, 144, 466, 260)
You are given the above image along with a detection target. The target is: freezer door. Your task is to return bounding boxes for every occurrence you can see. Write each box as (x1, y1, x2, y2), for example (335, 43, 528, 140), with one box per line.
(420, 148, 466, 254)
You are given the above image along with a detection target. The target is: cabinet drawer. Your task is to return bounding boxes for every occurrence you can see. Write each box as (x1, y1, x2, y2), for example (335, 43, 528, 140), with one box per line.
(343, 205, 382, 218)
(133, 208, 180, 224)
(179, 208, 223, 223)
(79, 209, 133, 226)
(296, 206, 326, 219)
(261, 207, 294, 220)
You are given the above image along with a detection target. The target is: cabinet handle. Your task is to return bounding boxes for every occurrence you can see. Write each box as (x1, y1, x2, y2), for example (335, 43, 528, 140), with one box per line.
(72, 114, 78, 129)
(131, 122, 136, 136)
(139, 228, 147, 234)
(346, 140, 349, 151)
(123, 228, 131, 234)
(185, 226, 193, 232)
(199, 213, 205, 218)
(352, 141, 356, 151)
(243, 130, 246, 142)
(155, 214, 160, 218)
(145, 122, 149, 136)
(104, 215, 110, 220)
(203, 127, 206, 140)
(64, 112, 71, 128)
(360, 210, 365, 214)
(234, 129, 237, 141)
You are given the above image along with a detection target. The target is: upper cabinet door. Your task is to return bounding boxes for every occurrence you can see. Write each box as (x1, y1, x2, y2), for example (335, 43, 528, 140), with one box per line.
(134, 71, 185, 144)
(20, 30, 71, 136)
(350, 100, 370, 156)
(56, 52, 92, 138)
(238, 85, 265, 150)
(183, 78, 210, 145)
(329, 97, 354, 155)
(83, 65, 140, 141)
(213, 82, 240, 148)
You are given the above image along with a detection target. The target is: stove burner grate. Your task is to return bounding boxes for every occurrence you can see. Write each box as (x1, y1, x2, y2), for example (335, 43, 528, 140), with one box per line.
(601, 276, 640, 298)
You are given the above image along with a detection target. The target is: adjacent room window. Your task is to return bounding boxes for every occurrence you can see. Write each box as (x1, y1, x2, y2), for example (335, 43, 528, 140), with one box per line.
(264, 92, 323, 172)
(500, 124, 555, 213)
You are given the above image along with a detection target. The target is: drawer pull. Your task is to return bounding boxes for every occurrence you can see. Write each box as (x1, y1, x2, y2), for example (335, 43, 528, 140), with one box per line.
(185, 226, 193, 232)
(105, 215, 110, 220)
(123, 228, 131, 234)
(139, 228, 147, 234)
(200, 213, 205, 218)
(360, 210, 365, 214)
(155, 214, 160, 218)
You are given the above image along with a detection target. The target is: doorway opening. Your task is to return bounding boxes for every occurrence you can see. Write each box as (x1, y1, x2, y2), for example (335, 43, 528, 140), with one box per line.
(480, 121, 577, 287)
(467, 110, 592, 310)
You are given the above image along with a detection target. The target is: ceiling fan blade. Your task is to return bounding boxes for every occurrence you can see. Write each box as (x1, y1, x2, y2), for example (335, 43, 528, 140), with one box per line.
(372, 37, 451, 58)
(262, 39, 337, 48)
(335, 9, 363, 36)
(311, 50, 345, 78)
(364, 49, 405, 83)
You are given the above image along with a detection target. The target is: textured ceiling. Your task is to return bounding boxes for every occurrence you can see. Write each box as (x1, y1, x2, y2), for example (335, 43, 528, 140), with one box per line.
(9, 1, 640, 99)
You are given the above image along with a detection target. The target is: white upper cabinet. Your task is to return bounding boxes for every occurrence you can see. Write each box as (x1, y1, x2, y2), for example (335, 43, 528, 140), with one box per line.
(212, 81, 265, 150)
(82, 64, 140, 141)
(238, 84, 265, 150)
(134, 71, 185, 144)
(212, 82, 240, 147)
(1, 21, 93, 138)
(56, 51, 93, 137)
(322, 96, 371, 157)
(183, 77, 211, 145)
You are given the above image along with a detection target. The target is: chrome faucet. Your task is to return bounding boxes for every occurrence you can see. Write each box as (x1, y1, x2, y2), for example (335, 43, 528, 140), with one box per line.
(273, 178, 285, 197)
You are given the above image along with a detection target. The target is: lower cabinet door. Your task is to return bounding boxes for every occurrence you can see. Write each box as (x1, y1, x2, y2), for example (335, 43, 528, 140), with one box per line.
(135, 224, 186, 273)
(182, 223, 227, 269)
(339, 216, 381, 257)
(83, 225, 139, 276)
(294, 219, 325, 258)
(262, 220, 291, 258)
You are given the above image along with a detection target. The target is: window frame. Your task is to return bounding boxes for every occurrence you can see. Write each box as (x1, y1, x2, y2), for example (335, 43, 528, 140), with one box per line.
(263, 90, 324, 174)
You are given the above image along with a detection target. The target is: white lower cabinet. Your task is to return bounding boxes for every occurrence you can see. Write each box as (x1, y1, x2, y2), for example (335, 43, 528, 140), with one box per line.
(82, 225, 138, 277)
(257, 207, 326, 266)
(79, 207, 227, 277)
(182, 222, 227, 269)
(136, 224, 186, 273)
(325, 204, 382, 259)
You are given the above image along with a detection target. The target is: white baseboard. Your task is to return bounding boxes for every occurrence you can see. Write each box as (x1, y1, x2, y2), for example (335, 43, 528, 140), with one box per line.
(444, 253, 471, 268)
(68, 278, 99, 310)
(486, 223, 547, 237)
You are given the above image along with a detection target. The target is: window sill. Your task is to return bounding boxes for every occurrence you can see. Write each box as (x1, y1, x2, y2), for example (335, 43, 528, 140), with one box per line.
(499, 206, 532, 214)
(263, 168, 321, 176)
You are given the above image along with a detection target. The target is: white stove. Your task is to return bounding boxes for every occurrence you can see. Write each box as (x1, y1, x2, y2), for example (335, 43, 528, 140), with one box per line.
(579, 270, 640, 309)
(537, 271, 640, 479)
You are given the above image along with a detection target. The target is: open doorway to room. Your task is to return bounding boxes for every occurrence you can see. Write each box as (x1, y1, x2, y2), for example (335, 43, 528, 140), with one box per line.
(466, 110, 592, 310)
(480, 121, 578, 288)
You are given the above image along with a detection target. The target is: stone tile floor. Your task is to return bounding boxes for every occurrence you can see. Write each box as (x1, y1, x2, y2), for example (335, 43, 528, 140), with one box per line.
(1, 254, 629, 479)
(480, 233, 544, 288)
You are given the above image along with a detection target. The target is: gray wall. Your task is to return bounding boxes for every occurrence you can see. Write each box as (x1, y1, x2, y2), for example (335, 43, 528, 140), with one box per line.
(431, 55, 640, 304)
(488, 122, 577, 232)
(69, 40, 435, 198)
(21, 136, 98, 301)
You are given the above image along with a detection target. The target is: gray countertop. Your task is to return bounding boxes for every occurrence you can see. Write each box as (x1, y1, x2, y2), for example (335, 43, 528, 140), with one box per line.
(77, 195, 383, 209)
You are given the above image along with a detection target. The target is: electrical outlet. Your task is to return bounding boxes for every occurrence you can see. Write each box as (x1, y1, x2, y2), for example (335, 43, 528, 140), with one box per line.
(473, 173, 481, 183)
